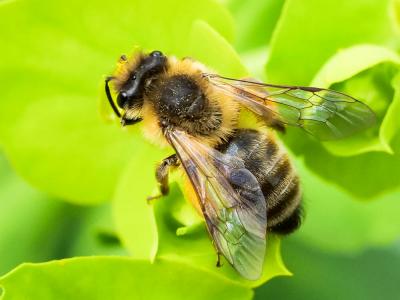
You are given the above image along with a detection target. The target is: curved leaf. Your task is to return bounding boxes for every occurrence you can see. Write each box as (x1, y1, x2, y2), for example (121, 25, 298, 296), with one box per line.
(255, 239, 400, 300)
(311, 44, 400, 156)
(0, 154, 67, 275)
(312, 45, 400, 87)
(391, 0, 400, 33)
(282, 129, 400, 198)
(1, 95, 143, 204)
(227, 0, 285, 52)
(295, 158, 400, 253)
(0, 257, 252, 300)
(112, 145, 170, 260)
(188, 20, 247, 77)
(266, 0, 398, 84)
(267, 12, 400, 197)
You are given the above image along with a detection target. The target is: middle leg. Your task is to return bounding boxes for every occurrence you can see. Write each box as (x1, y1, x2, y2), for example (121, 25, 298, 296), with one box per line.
(147, 154, 179, 201)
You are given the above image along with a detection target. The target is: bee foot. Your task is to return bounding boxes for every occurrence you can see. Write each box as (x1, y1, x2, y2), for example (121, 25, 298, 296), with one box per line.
(146, 194, 162, 204)
(216, 253, 223, 268)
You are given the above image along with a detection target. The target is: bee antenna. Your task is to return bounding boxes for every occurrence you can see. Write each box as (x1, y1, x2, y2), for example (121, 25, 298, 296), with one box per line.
(105, 76, 122, 118)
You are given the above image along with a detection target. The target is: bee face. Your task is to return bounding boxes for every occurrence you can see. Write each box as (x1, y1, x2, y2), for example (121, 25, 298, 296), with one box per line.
(117, 51, 167, 109)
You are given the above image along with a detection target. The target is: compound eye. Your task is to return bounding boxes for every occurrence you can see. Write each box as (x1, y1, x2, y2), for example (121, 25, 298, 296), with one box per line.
(150, 50, 163, 57)
(117, 91, 128, 108)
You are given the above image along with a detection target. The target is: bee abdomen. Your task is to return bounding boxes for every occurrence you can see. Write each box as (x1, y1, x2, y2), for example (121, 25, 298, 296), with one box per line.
(220, 129, 302, 235)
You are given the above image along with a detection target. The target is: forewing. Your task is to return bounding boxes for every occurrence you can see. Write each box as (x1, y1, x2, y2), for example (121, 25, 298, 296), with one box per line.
(205, 74, 376, 140)
(167, 130, 267, 280)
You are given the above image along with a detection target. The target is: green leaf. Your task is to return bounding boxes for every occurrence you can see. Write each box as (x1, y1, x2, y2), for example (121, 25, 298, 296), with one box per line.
(255, 239, 400, 300)
(1, 94, 146, 204)
(311, 44, 400, 156)
(381, 72, 400, 152)
(294, 158, 400, 253)
(0, 0, 235, 204)
(0, 154, 62, 275)
(67, 202, 128, 257)
(0, 152, 98, 275)
(266, 0, 398, 85)
(392, 0, 400, 33)
(0, 257, 253, 300)
(312, 45, 400, 87)
(112, 145, 170, 260)
(263, 1, 400, 196)
(188, 20, 247, 77)
(226, 0, 285, 52)
(285, 135, 400, 198)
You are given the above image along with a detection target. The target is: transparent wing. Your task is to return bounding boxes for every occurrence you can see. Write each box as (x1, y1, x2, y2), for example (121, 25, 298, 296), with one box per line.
(204, 74, 376, 140)
(167, 130, 267, 280)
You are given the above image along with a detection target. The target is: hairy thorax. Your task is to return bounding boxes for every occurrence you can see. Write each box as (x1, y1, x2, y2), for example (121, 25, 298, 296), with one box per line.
(140, 58, 240, 147)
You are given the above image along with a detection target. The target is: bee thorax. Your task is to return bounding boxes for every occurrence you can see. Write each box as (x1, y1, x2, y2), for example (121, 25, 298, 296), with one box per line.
(158, 75, 206, 119)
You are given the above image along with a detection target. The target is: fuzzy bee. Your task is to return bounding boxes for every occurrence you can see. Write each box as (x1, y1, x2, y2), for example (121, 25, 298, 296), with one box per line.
(105, 50, 375, 280)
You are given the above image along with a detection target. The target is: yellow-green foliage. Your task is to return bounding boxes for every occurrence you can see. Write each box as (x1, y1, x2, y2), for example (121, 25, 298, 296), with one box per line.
(0, 0, 400, 299)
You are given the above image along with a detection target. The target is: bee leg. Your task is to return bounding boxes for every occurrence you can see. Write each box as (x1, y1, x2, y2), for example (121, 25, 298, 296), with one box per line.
(216, 252, 223, 268)
(120, 116, 143, 126)
(147, 154, 179, 203)
(119, 54, 128, 62)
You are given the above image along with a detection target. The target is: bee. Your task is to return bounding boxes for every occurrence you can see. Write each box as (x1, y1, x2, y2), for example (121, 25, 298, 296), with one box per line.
(105, 50, 376, 280)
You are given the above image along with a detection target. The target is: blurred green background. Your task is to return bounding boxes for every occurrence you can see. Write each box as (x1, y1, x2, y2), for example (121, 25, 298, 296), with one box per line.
(1, 0, 400, 299)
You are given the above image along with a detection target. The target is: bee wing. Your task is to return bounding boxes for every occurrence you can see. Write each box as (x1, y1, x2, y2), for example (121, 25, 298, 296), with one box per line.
(167, 130, 267, 280)
(205, 74, 376, 140)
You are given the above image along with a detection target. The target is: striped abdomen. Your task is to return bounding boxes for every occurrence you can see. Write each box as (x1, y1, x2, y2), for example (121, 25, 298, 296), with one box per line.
(219, 129, 302, 234)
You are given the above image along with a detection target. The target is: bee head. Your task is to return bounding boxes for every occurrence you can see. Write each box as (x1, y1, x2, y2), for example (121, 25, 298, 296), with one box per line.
(117, 50, 167, 109)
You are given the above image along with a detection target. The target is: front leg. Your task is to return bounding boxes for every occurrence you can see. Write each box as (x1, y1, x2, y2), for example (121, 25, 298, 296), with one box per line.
(121, 116, 142, 126)
(121, 111, 142, 126)
(147, 154, 179, 201)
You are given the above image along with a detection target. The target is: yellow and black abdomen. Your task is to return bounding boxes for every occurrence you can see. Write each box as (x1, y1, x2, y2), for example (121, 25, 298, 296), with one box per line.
(218, 129, 302, 234)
